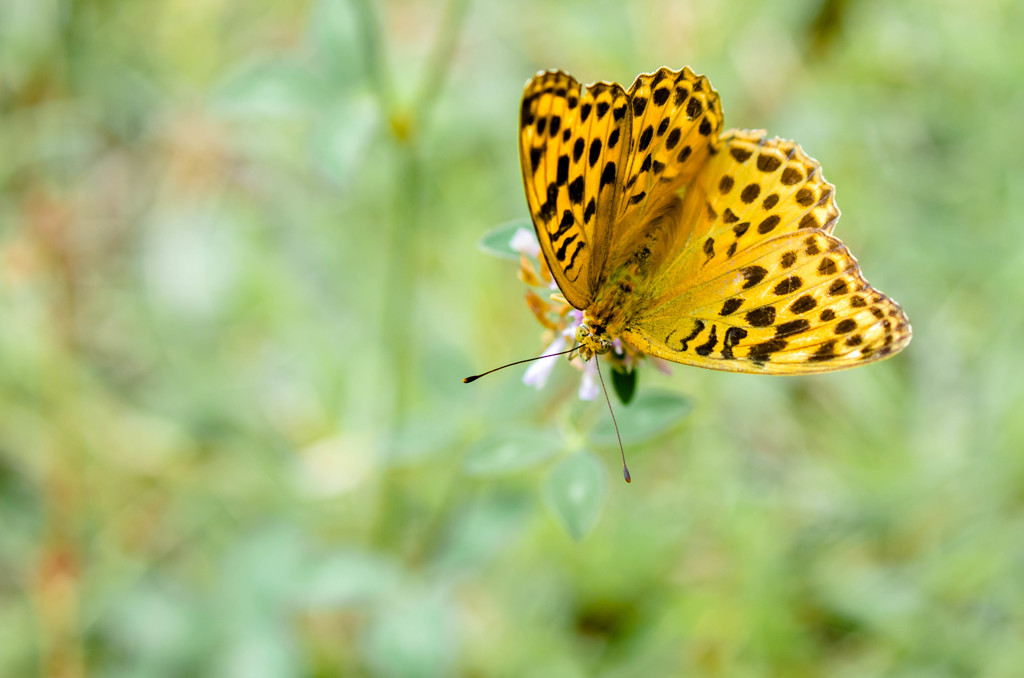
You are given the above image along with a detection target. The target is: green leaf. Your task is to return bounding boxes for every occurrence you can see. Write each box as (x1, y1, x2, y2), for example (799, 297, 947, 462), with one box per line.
(434, 493, 531, 572)
(610, 366, 637, 405)
(294, 550, 403, 609)
(384, 417, 459, 467)
(477, 219, 534, 260)
(366, 585, 455, 678)
(463, 429, 563, 476)
(212, 56, 325, 117)
(543, 451, 608, 540)
(589, 390, 693, 446)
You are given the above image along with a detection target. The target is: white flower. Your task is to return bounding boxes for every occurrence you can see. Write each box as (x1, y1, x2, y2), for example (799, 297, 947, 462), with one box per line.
(649, 356, 673, 376)
(578, 360, 599, 401)
(509, 227, 540, 258)
(523, 336, 566, 389)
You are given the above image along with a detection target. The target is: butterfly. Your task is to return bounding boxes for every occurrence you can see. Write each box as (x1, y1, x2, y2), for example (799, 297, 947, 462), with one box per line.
(519, 67, 911, 373)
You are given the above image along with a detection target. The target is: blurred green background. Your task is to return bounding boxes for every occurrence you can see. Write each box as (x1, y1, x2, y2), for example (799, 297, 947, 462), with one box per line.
(2, 0, 1023, 675)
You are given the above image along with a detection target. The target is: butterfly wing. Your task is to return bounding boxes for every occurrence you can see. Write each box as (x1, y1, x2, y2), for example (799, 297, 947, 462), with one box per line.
(620, 130, 912, 373)
(519, 67, 722, 310)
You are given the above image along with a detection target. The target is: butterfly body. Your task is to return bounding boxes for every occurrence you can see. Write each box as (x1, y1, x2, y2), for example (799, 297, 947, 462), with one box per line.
(520, 67, 911, 375)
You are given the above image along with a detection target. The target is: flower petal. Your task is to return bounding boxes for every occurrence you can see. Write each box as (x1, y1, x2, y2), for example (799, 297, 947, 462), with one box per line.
(523, 336, 566, 389)
(649, 356, 673, 376)
(510, 228, 540, 258)
(578, 361, 599, 401)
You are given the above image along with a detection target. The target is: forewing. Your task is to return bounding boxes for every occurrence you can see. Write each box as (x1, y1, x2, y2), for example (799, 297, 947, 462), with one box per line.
(519, 67, 723, 310)
(519, 71, 630, 309)
(621, 131, 912, 373)
(615, 67, 723, 222)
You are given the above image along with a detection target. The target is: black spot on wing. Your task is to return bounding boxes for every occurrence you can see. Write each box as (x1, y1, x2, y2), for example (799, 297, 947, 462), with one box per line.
(809, 340, 837, 362)
(782, 167, 803, 185)
(741, 184, 760, 203)
(721, 327, 748, 359)
(600, 161, 616, 189)
(665, 128, 681, 150)
(748, 338, 787, 362)
(745, 306, 776, 327)
(556, 154, 569, 185)
(800, 214, 820, 229)
(589, 138, 602, 168)
(776, 319, 810, 337)
(740, 265, 767, 289)
(703, 237, 715, 262)
(573, 138, 584, 162)
(789, 295, 816, 314)
(638, 125, 654, 152)
(564, 240, 585, 272)
(835, 319, 857, 334)
(568, 176, 584, 204)
(720, 298, 743, 315)
(757, 215, 781, 234)
(756, 154, 781, 172)
(554, 233, 577, 261)
(731, 147, 752, 163)
(672, 319, 705, 351)
(773, 276, 802, 295)
(530, 147, 542, 173)
(695, 324, 719, 356)
(686, 97, 702, 119)
(829, 279, 849, 296)
(553, 209, 574, 238)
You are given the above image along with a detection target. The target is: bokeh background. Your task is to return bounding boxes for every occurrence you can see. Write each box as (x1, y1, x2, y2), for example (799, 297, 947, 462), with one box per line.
(3, 0, 1023, 675)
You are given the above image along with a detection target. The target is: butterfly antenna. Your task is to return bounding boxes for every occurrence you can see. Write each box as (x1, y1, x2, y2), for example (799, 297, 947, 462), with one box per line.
(462, 345, 580, 383)
(595, 356, 631, 483)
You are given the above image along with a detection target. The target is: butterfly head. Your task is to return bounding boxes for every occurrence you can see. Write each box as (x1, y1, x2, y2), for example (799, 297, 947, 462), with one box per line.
(575, 322, 613, 361)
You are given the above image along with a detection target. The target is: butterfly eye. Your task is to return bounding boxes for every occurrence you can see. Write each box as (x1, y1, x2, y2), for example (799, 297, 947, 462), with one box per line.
(575, 324, 592, 343)
(597, 338, 613, 354)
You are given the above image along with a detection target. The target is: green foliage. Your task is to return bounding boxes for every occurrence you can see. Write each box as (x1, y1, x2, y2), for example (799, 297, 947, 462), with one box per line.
(462, 428, 563, 476)
(590, 391, 692, 447)
(543, 452, 609, 540)
(1, 0, 1023, 675)
(610, 365, 638, 405)
(477, 219, 533, 260)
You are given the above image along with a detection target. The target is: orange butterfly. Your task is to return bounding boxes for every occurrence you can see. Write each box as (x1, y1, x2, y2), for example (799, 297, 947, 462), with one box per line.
(518, 67, 911, 373)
